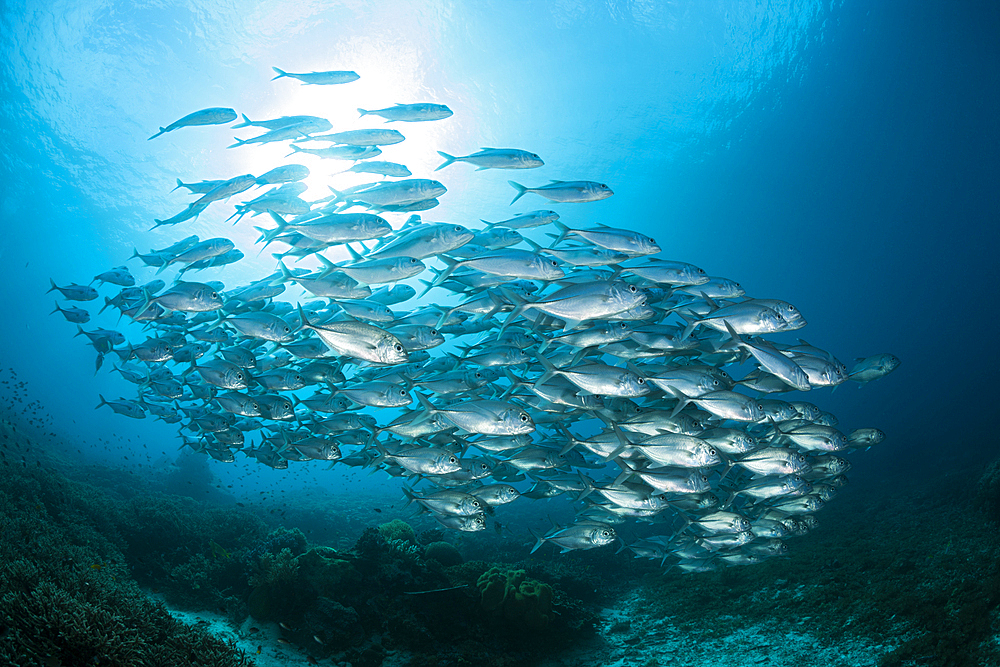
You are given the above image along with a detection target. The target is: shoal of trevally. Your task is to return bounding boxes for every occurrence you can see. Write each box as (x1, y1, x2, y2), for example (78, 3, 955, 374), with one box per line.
(48, 65, 901, 571)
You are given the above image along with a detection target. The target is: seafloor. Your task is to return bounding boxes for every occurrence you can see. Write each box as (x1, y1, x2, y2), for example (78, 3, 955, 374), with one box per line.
(1, 404, 998, 666)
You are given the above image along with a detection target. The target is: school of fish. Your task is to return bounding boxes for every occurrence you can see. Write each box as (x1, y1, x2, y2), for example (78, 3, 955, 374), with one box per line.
(48, 66, 901, 572)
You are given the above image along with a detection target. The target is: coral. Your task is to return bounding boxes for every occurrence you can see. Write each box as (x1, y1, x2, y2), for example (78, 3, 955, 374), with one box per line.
(296, 546, 363, 601)
(424, 541, 463, 567)
(975, 458, 1000, 522)
(247, 547, 303, 622)
(418, 528, 445, 545)
(0, 467, 253, 667)
(476, 567, 553, 630)
(377, 518, 416, 544)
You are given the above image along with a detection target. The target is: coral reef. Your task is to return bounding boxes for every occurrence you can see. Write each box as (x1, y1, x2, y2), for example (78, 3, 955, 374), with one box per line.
(0, 465, 253, 667)
(477, 567, 554, 630)
(636, 466, 1000, 667)
(377, 518, 417, 544)
(975, 457, 1000, 522)
(424, 540, 463, 566)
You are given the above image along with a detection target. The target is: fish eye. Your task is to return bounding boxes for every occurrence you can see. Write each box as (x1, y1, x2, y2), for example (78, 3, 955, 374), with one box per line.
(698, 268, 705, 274)
(602, 530, 611, 536)
(788, 305, 796, 311)
(410, 258, 418, 263)
(211, 292, 218, 298)
(430, 329, 437, 335)
(713, 379, 720, 386)
(399, 389, 406, 396)
(283, 326, 290, 332)
(648, 238, 655, 244)
(600, 184, 608, 188)
(637, 377, 645, 384)
(236, 373, 243, 380)
(475, 372, 483, 378)
(519, 413, 529, 422)
(395, 344, 404, 352)
(454, 226, 462, 232)
(550, 260, 558, 266)
(628, 285, 637, 292)
(449, 456, 458, 463)
(619, 322, 627, 329)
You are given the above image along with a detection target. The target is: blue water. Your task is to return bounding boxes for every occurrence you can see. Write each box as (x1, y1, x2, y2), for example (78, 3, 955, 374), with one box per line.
(0, 0, 997, 518)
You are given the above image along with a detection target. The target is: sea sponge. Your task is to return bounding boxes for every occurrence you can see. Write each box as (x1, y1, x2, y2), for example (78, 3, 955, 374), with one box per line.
(377, 518, 416, 545)
(424, 541, 463, 567)
(476, 567, 553, 630)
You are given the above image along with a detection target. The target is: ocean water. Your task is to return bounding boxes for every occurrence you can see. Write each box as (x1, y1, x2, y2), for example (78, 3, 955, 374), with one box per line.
(1, 1, 998, 666)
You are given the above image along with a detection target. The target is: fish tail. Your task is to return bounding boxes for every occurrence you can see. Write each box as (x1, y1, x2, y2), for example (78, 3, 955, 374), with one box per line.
(435, 151, 457, 171)
(285, 144, 302, 158)
(232, 113, 254, 128)
(536, 353, 559, 385)
(678, 313, 697, 341)
(612, 456, 635, 486)
(552, 220, 570, 246)
(170, 178, 184, 193)
(296, 303, 314, 331)
(227, 137, 247, 149)
(147, 127, 166, 141)
(206, 310, 227, 332)
(357, 108, 371, 118)
(99, 296, 114, 314)
(667, 387, 690, 419)
(74, 324, 85, 338)
(270, 67, 288, 81)
(421, 256, 460, 297)
(528, 528, 546, 555)
(95, 394, 108, 410)
(497, 288, 529, 337)
(576, 471, 595, 502)
(507, 181, 528, 206)
(50, 301, 62, 315)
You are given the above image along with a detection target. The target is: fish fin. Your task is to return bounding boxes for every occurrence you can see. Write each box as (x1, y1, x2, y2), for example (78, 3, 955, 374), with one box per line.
(528, 528, 546, 555)
(667, 387, 690, 419)
(419, 256, 460, 297)
(536, 353, 560, 385)
(552, 220, 570, 247)
(612, 457, 636, 486)
(507, 181, 528, 205)
(316, 254, 339, 279)
(435, 151, 457, 171)
(270, 67, 288, 80)
(679, 313, 697, 341)
(232, 113, 253, 129)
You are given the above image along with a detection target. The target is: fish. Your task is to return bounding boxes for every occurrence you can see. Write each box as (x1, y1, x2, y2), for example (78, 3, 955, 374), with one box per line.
(508, 180, 613, 204)
(358, 103, 453, 122)
(51, 302, 91, 324)
(848, 354, 901, 385)
(148, 107, 237, 140)
(255, 164, 310, 185)
(47, 280, 98, 302)
(271, 67, 360, 85)
(436, 148, 543, 171)
(63, 66, 900, 578)
(306, 129, 405, 146)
